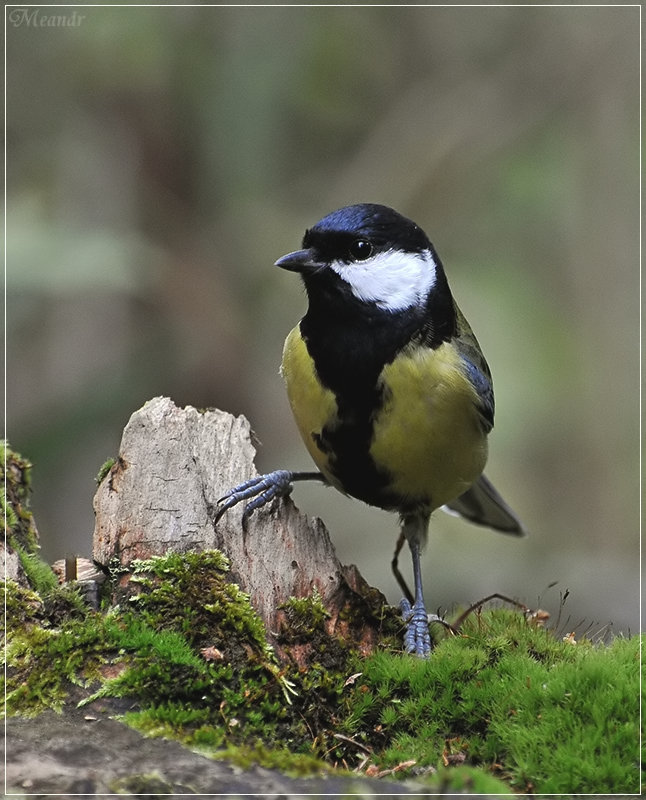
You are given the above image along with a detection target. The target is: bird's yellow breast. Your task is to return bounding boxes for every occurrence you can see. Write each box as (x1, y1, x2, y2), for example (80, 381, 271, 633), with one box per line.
(370, 341, 488, 510)
(281, 325, 488, 511)
(280, 326, 341, 486)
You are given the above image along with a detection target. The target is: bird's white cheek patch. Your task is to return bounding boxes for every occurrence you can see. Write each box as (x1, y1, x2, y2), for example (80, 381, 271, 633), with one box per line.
(331, 249, 437, 312)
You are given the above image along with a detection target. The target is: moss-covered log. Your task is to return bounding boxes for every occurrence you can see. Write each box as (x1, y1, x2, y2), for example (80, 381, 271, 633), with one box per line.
(93, 396, 394, 665)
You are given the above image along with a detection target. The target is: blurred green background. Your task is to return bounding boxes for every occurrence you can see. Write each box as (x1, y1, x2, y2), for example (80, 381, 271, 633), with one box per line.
(7, 4, 640, 634)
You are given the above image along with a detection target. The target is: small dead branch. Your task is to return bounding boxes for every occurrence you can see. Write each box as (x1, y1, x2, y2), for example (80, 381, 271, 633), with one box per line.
(451, 593, 550, 631)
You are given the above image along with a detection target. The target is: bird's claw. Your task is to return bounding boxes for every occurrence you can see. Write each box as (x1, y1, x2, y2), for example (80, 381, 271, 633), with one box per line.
(213, 470, 295, 524)
(400, 597, 432, 658)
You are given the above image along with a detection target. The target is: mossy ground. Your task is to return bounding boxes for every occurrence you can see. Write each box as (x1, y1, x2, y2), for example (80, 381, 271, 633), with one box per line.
(2, 442, 640, 792)
(4, 547, 641, 794)
(337, 610, 640, 793)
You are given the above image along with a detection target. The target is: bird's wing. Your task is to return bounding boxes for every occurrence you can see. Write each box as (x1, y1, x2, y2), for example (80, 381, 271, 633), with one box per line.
(460, 355, 494, 433)
(440, 307, 524, 534)
(443, 473, 527, 536)
(453, 305, 495, 433)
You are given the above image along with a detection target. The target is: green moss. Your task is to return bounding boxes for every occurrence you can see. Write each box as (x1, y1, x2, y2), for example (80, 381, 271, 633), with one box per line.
(1, 486, 18, 528)
(95, 457, 116, 485)
(425, 764, 512, 793)
(2, 441, 39, 555)
(126, 551, 271, 656)
(5, 551, 640, 794)
(16, 547, 59, 595)
(10, 542, 88, 625)
(337, 609, 640, 794)
(41, 582, 92, 623)
(5, 581, 44, 626)
(280, 588, 330, 636)
(5, 595, 109, 716)
(213, 741, 333, 777)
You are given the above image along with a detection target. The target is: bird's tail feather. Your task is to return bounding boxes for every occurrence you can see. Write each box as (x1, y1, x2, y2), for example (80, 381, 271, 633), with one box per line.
(443, 474, 527, 536)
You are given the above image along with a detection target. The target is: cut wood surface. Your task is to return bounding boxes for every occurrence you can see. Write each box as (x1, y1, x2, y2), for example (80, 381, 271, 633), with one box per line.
(93, 397, 389, 657)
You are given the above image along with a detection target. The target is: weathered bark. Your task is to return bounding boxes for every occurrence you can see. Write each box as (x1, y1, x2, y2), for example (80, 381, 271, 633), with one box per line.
(93, 397, 390, 660)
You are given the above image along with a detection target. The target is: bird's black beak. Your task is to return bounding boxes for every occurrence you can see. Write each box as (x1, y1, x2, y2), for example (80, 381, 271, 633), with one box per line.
(274, 248, 325, 275)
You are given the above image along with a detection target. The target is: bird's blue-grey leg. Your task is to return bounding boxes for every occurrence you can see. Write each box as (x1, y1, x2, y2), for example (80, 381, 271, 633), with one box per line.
(399, 513, 445, 657)
(213, 470, 325, 524)
(400, 537, 432, 657)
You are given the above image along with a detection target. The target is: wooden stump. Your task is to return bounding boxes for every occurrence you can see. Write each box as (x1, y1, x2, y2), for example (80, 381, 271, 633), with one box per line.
(93, 397, 392, 661)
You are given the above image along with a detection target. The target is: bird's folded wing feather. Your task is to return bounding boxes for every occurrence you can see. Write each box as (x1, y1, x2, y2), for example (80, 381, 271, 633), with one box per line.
(443, 473, 527, 536)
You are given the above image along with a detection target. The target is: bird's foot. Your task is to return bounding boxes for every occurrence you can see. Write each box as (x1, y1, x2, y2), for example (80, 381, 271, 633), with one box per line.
(213, 470, 296, 524)
(400, 598, 446, 658)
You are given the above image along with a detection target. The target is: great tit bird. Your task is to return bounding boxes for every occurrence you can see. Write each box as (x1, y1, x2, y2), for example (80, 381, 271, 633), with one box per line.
(215, 203, 525, 657)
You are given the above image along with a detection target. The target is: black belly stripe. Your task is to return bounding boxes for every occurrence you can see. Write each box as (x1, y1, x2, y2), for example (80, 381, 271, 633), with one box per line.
(319, 398, 392, 508)
(300, 302, 427, 510)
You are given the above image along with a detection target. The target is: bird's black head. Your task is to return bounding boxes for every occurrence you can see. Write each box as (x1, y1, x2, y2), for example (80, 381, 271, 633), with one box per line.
(302, 203, 432, 261)
(275, 204, 452, 320)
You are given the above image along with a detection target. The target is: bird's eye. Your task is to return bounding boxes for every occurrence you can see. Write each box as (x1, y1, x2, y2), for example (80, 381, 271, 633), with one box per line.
(349, 240, 373, 261)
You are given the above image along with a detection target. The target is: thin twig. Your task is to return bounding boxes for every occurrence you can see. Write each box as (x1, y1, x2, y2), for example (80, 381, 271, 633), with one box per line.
(451, 592, 532, 630)
(333, 733, 373, 755)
